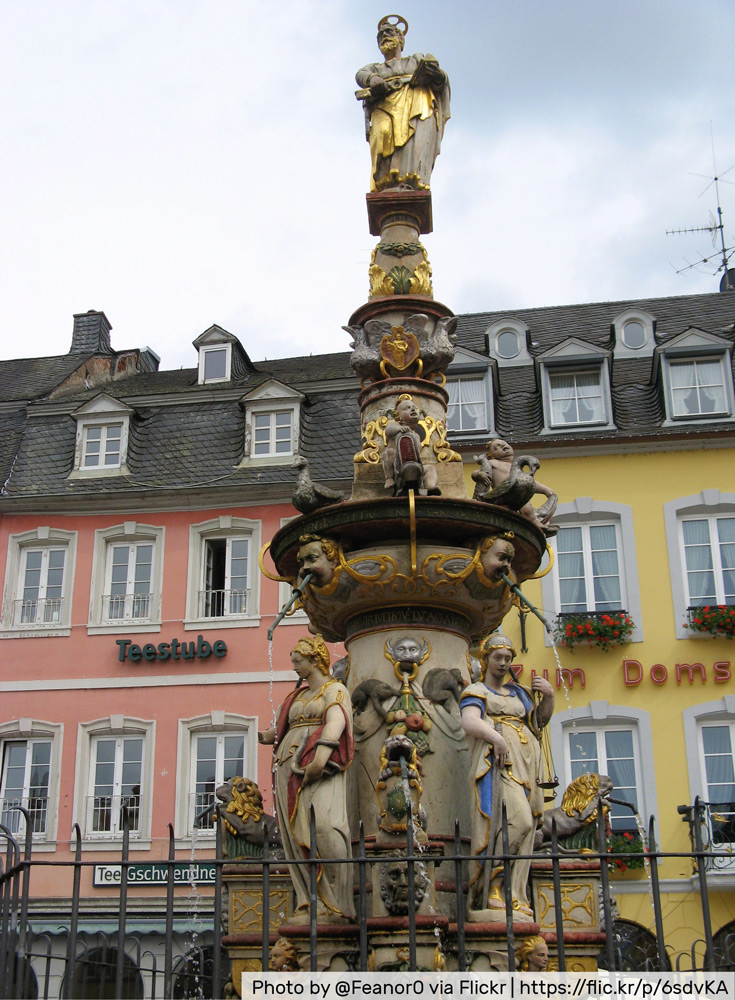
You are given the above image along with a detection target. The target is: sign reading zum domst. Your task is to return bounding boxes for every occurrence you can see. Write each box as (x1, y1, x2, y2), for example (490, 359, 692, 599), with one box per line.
(93, 862, 217, 887)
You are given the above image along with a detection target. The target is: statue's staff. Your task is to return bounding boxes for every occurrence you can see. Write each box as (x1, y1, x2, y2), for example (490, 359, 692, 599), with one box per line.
(481, 720, 504, 911)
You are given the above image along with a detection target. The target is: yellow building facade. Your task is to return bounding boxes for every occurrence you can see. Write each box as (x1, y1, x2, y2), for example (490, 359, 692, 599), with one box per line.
(461, 443, 735, 963)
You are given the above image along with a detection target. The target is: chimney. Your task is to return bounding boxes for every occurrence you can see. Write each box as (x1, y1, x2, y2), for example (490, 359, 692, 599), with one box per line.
(70, 310, 113, 355)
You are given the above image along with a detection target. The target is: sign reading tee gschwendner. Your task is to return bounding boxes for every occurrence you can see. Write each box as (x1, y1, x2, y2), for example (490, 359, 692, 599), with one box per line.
(93, 863, 216, 887)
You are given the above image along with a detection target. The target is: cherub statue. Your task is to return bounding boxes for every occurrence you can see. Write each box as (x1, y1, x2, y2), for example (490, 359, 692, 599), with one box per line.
(296, 533, 340, 589)
(477, 532, 515, 587)
(472, 439, 557, 536)
(269, 937, 300, 971)
(383, 395, 440, 496)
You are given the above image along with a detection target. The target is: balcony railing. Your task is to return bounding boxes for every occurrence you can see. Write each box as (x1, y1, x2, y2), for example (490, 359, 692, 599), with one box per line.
(0, 795, 48, 836)
(197, 588, 250, 618)
(191, 790, 217, 832)
(689, 800, 735, 870)
(86, 793, 141, 836)
(11, 597, 64, 627)
(556, 609, 627, 622)
(101, 592, 159, 622)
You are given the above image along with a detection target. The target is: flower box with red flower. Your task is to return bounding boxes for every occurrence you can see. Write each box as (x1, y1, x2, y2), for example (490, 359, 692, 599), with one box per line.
(685, 605, 735, 639)
(607, 830, 647, 875)
(553, 611, 635, 651)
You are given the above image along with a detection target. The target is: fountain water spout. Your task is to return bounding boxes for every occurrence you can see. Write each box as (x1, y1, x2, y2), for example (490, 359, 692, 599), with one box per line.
(266, 571, 314, 640)
(500, 572, 552, 633)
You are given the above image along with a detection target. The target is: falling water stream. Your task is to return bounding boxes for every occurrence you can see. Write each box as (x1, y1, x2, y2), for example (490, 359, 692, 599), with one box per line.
(186, 824, 204, 996)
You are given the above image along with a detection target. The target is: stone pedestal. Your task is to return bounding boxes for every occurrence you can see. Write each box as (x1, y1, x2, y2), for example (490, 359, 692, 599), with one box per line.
(366, 914, 449, 971)
(530, 859, 605, 971)
(277, 923, 362, 971)
(447, 921, 542, 971)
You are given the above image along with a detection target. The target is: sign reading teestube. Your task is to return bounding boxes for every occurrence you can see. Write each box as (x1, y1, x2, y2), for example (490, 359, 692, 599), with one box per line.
(115, 634, 227, 663)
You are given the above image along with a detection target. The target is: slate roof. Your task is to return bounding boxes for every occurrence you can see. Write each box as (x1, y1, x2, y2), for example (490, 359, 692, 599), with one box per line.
(1, 292, 734, 503)
(454, 291, 735, 446)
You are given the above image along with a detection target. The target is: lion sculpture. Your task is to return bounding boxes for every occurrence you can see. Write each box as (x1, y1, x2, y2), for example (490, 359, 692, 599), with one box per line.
(536, 773, 614, 852)
(215, 776, 282, 859)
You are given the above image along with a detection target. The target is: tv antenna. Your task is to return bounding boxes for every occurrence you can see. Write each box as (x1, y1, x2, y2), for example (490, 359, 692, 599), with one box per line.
(666, 125, 735, 291)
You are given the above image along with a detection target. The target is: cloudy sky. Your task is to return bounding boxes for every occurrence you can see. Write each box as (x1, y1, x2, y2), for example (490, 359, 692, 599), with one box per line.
(2, 0, 734, 369)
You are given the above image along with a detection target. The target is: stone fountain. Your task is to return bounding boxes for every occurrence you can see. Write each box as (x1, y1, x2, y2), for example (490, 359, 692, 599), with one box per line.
(222, 14, 606, 982)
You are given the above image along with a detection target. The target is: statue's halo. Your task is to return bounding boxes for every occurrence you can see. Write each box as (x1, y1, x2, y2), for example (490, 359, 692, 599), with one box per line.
(378, 13, 408, 36)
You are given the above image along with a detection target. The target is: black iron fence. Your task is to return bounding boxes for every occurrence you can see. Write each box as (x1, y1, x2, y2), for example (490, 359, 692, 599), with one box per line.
(2, 798, 735, 999)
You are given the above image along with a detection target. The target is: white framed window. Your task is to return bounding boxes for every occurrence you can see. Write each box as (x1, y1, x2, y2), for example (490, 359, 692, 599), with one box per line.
(541, 499, 642, 644)
(538, 340, 615, 433)
(70, 395, 132, 478)
(658, 330, 735, 425)
(567, 727, 640, 832)
(253, 410, 293, 457)
(73, 716, 154, 846)
(548, 370, 605, 427)
(664, 491, 735, 638)
(446, 376, 488, 434)
(668, 359, 729, 419)
(550, 702, 658, 830)
(175, 712, 257, 841)
(82, 422, 123, 469)
(185, 516, 261, 630)
(0, 719, 62, 847)
(555, 523, 624, 613)
(1, 528, 77, 637)
(199, 344, 231, 384)
(680, 515, 735, 607)
(683, 698, 735, 875)
(240, 380, 303, 465)
(88, 735, 144, 837)
(88, 523, 165, 634)
(194, 325, 240, 385)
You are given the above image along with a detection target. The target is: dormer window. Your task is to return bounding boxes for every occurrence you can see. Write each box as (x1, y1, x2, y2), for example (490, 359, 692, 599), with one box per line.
(496, 329, 521, 359)
(70, 395, 132, 478)
(239, 379, 303, 465)
(669, 359, 728, 418)
(192, 325, 251, 386)
(548, 370, 604, 426)
(445, 346, 496, 438)
(622, 320, 647, 350)
(447, 377, 488, 433)
(538, 339, 615, 433)
(253, 411, 293, 457)
(485, 319, 531, 367)
(657, 329, 735, 425)
(82, 423, 123, 469)
(199, 344, 231, 384)
(612, 309, 655, 359)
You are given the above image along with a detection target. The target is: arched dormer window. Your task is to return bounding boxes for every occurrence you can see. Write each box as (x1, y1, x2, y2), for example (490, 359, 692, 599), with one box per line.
(485, 319, 531, 367)
(612, 309, 655, 358)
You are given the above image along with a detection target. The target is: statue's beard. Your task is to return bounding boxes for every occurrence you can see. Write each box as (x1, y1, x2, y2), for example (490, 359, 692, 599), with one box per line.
(379, 37, 402, 56)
